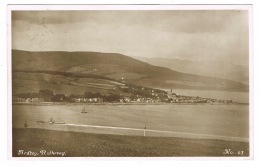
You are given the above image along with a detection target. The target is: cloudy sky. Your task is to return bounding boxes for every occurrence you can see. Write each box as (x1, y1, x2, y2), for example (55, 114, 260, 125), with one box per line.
(12, 10, 249, 66)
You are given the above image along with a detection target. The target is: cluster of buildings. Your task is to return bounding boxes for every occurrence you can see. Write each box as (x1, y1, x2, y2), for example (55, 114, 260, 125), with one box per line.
(69, 96, 161, 104)
(72, 97, 103, 103)
(167, 93, 233, 104)
(12, 95, 233, 104)
(12, 97, 44, 103)
(119, 97, 161, 103)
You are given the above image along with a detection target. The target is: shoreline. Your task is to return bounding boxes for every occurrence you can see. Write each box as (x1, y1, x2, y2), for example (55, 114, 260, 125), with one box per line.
(12, 102, 249, 106)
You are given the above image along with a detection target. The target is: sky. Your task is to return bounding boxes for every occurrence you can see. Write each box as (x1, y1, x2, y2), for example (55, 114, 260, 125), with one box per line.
(12, 10, 249, 66)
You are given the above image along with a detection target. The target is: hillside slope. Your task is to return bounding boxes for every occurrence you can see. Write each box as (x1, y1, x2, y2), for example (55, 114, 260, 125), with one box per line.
(12, 50, 248, 92)
(135, 57, 249, 84)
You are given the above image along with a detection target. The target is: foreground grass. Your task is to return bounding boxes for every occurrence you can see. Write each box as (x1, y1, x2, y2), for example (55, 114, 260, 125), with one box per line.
(13, 128, 249, 157)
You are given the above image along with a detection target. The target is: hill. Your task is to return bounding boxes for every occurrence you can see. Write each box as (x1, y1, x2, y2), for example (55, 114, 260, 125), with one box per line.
(135, 57, 249, 84)
(12, 50, 249, 93)
(12, 71, 125, 95)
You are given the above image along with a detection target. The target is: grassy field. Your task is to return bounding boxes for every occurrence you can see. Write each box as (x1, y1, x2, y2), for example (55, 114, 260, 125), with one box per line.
(12, 128, 249, 157)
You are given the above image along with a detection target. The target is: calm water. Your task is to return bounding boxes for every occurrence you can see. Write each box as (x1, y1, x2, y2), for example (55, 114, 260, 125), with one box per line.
(12, 104, 249, 141)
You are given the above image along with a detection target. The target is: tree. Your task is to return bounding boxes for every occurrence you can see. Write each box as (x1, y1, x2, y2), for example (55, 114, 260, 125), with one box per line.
(84, 92, 94, 98)
(84, 92, 103, 98)
(39, 89, 54, 102)
(104, 94, 121, 102)
(52, 94, 66, 102)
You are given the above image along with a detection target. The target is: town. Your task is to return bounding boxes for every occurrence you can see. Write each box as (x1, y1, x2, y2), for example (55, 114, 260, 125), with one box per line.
(12, 86, 235, 104)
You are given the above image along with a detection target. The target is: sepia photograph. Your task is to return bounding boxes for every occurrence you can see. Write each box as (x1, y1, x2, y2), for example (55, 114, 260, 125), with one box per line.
(9, 5, 251, 158)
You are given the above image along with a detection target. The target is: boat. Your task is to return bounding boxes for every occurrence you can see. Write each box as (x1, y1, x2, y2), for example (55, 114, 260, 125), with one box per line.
(36, 118, 65, 124)
(36, 121, 45, 123)
(48, 118, 55, 123)
(52, 122, 66, 124)
(36, 121, 65, 124)
(81, 107, 88, 113)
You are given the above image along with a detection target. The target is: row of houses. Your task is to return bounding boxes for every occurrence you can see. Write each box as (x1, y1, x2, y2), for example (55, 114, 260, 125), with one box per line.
(73, 96, 160, 104)
(73, 97, 103, 103)
(13, 97, 105, 103)
(119, 97, 160, 103)
(167, 94, 233, 103)
(12, 97, 44, 103)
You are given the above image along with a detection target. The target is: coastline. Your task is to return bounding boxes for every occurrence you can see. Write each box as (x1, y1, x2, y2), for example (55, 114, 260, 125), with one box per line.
(12, 102, 249, 106)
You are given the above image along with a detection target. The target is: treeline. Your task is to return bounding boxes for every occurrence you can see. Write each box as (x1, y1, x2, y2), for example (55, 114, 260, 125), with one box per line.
(83, 92, 120, 102)
(116, 84, 168, 99)
(14, 89, 123, 102)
